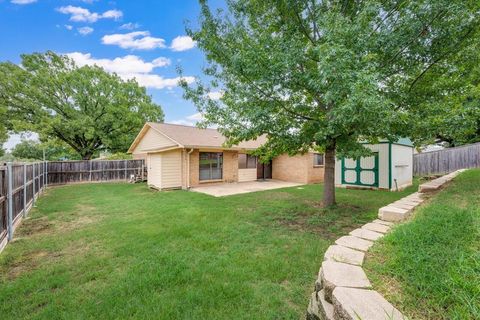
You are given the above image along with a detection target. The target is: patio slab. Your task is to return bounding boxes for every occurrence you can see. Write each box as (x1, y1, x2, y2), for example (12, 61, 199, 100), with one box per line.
(190, 179, 302, 197)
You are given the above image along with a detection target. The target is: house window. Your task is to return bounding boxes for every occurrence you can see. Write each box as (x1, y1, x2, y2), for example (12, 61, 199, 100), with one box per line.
(238, 154, 257, 169)
(199, 152, 223, 180)
(314, 153, 324, 166)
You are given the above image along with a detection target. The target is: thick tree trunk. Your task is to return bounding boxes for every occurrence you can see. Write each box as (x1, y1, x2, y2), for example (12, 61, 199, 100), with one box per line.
(82, 153, 93, 160)
(323, 144, 336, 207)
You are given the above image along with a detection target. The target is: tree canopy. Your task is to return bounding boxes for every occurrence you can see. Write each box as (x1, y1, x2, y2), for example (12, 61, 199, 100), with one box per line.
(11, 139, 80, 161)
(0, 51, 164, 160)
(182, 0, 480, 205)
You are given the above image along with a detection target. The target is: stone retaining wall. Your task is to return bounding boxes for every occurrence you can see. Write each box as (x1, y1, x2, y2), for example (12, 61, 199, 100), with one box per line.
(306, 170, 464, 320)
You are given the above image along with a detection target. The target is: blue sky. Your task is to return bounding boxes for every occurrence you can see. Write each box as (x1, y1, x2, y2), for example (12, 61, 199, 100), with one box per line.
(1, 0, 224, 149)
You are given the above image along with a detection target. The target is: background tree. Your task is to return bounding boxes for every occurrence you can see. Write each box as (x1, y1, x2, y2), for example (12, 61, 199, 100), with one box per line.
(182, 0, 480, 206)
(409, 40, 480, 147)
(0, 51, 164, 160)
(11, 139, 80, 161)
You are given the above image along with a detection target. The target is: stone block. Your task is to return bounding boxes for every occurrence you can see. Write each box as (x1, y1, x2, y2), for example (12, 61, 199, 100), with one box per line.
(349, 228, 384, 241)
(378, 206, 411, 222)
(372, 219, 394, 226)
(332, 288, 404, 320)
(335, 236, 373, 252)
(324, 245, 365, 266)
(317, 290, 334, 320)
(362, 222, 390, 234)
(320, 261, 371, 303)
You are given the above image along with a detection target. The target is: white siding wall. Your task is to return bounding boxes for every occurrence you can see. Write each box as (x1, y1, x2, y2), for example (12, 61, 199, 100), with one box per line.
(147, 153, 163, 189)
(391, 144, 413, 190)
(161, 150, 183, 189)
(238, 168, 257, 182)
(132, 127, 177, 154)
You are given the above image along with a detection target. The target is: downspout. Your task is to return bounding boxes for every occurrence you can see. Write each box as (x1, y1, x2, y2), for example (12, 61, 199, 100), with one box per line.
(187, 148, 194, 189)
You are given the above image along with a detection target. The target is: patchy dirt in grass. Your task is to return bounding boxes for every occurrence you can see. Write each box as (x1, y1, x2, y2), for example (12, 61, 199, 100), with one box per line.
(16, 216, 53, 237)
(273, 204, 368, 240)
(57, 215, 100, 233)
(2, 250, 52, 280)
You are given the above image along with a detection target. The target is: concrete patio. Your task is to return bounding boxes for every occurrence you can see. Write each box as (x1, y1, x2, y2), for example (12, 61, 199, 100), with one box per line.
(190, 179, 302, 197)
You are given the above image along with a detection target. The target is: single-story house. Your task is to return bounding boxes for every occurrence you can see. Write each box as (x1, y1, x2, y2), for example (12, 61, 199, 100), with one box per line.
(128, 122, 325, 190)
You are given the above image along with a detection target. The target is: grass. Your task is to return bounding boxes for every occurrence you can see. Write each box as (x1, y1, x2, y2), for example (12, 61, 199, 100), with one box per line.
(365, 169, 480, 320)
(0, 181, 417, 319)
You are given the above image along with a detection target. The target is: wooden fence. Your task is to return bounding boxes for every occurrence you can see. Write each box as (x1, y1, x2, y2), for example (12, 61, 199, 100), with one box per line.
(413, 142, 480, 176)
(0, 162, 47, 252)
(0, 159, 145, 253)
(47, 159, 145, 185)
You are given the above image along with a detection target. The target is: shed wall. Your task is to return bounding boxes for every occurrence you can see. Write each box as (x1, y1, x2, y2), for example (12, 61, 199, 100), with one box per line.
(391, 144, 413, 190)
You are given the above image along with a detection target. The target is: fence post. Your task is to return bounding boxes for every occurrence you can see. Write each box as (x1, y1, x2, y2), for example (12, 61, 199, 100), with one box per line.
(23, 164, 27, 218)
(89, 161, 92, 182)
(45, 161, 48, 188)
(32, 163, 36, 207)
(7, 163, 13, 241)
(124, 160, 127, 181)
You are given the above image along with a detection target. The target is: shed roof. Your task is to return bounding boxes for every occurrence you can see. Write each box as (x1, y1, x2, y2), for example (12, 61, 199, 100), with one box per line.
(128, 122, 267, 153)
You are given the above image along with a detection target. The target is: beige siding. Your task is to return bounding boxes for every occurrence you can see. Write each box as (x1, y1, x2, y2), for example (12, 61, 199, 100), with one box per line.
(238, 168, 257, 182)
(161, 150, 183, 189)
(147, 153, 163, 189)
(132, 127, 177, 155)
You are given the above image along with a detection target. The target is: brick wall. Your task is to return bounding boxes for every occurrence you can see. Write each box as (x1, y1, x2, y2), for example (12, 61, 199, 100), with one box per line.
(272, 153, 324, 184)
(188, 149, 239, 187)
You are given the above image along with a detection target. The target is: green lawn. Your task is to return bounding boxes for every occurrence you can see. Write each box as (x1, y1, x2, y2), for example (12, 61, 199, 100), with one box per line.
(0, 182, 417, 319)
(365, 169, 480, 320)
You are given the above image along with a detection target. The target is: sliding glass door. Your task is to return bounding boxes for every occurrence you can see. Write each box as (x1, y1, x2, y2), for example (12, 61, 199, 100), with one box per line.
(199, 152, 223, 181)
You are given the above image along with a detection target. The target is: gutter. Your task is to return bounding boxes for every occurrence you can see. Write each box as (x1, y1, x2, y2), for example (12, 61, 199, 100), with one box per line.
(187, 148, 194, 189)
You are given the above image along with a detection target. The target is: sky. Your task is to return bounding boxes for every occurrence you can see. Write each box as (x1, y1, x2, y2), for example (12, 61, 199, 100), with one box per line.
(0, 0, 224, 150)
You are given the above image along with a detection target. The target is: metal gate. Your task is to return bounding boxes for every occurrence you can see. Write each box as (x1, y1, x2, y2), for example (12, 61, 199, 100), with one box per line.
(341, 153, 379, 187)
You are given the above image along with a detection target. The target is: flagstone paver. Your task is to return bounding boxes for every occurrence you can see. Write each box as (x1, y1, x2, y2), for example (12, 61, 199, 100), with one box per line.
(320, 261, 371, 302)
(349, 228, 384, 241)
(324, 245, 365, 266)
(335, 236, 373, 252)
(332, 288, 404, 320)
(362, 222, 390, 234)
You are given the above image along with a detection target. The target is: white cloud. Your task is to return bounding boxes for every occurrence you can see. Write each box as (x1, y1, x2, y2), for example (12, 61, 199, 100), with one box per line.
(171, 113, 205, 126)
(124, 74, 195, 90)
(170, 35, 196, 51)
(66, 52, 193, 90)
(56, 6, 122, 23)
(11, 0, 37, 4)
(78, 26, 93, 35)
(65, 24, 73, 30)
(102, 31, 166, 50)
(207, 91, 223, 100)
(119, 22, 140, 30)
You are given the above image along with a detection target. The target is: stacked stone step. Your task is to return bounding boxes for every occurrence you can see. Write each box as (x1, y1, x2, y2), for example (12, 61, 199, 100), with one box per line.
(306, 219, 403, 320)
(307, 170, 465, 319)
(378, 192, 425, 222)
(418, 169, 464, 193)
(379, 169, 465, 222)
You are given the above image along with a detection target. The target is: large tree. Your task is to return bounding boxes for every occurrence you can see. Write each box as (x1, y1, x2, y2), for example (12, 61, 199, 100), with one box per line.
(182, 0, 480, 206)
(0, 51, 164, 159)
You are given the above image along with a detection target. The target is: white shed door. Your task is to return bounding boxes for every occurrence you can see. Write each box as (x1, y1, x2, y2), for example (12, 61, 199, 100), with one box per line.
(341, 153, 379, 187)
(147, 153, 163, 188)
